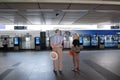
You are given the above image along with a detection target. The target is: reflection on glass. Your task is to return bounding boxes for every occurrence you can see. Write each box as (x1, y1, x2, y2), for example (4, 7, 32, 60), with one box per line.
(64, 37, 66, 41)
(26, 37, 30, 41)
(69, 37, 73, 42)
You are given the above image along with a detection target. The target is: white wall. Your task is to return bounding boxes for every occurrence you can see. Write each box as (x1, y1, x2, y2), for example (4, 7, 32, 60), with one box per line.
(0, 24, 112, 37)
(0, 30, 40, 37)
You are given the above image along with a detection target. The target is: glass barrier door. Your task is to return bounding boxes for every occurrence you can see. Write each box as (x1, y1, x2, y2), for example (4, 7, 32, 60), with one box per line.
(104, 35, 117, 48)
(21, 34, 34, 49)
(83, 36, 91, 48)
(91, 35, 98, 48)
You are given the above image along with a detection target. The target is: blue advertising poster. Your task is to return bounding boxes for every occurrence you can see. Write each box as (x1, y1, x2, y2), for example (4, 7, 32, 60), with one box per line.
(36, 37, 40, 44)
(100, 36, 105, 44)
(118, 37, 120, 43)
(91, 36, 98, 46)
(73, 30, 120, 48)
(14, 37, 18, 45)
(104, 35, 117, 48)
(83, 36, 90, 46)
(79, 37, 83, 44)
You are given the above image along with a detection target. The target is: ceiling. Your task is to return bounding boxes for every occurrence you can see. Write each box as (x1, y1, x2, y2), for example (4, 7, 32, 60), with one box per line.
(0, 1, 120, 25)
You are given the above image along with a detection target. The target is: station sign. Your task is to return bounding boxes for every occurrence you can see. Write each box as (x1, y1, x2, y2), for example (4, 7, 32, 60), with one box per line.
(111, 26, 119, 29)
(14, 26, 27, 30)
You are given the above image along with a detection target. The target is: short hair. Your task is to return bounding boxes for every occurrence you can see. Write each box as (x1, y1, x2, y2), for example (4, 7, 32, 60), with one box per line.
(55, 29, 60, 33)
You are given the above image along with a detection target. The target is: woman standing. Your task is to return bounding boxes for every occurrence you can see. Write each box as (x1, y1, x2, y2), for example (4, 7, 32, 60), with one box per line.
(72, 33, 80, 72)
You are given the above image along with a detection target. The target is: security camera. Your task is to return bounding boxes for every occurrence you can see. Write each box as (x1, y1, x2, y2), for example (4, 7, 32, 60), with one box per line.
(56, 13, 59, 16)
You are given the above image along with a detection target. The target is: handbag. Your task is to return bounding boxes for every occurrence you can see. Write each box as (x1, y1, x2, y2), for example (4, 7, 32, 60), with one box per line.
(68, 50, 73, 57)
(71, 46, 80, 53)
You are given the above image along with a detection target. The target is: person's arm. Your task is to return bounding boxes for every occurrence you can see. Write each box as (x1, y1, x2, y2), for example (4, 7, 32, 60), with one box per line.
(55, 40, 62, 47)
(55, 36, 63, 47)
(72, 40, 75, 46)
(50, 37, 55, 49)
(50, 40, 55, 49)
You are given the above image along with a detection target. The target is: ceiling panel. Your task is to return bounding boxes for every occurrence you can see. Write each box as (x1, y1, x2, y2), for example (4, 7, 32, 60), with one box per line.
(0, 17, 13, 24)
(25, 15, 42, 24)
(1, 3, 120, 10)
(2, 16, 14, 22)
(73, 11, 120, 24)
(0, 12, 16, 16)
(14, 15, 28, 24)
(63, 12, 88, 19)
(18, 10, 42, 16)
(39, 3, 69, 9)
(6, 3, 39, 9)
(70, 4, 99, 10)
(60, 18, 78, 24)
(96, 5, 120, 10)
(44, 11, 64, 19)
(45, 18, 61, 25)
(85, 12, 120, 18)
(74, 19, 107, 24)
(44, 12, 58, 19)
(45, 19, 52, 24)
(0, 9, 17, 16)
(0, 3, 8, 9)
(44, 11, 65, 24)
(0, 2, 120, 25)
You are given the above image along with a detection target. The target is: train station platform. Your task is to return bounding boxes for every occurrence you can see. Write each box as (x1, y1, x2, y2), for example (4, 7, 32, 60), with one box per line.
(0, 50, 120, 80)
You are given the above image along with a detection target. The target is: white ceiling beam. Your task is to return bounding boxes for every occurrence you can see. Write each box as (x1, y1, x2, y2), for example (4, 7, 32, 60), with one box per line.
(0, 0, 120, 5)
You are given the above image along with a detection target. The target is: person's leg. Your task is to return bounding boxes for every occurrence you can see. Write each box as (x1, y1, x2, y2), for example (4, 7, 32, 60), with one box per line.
(53, 48, 57, 71)
(76, 53, 80, 71)
(73, 53, 77, 71)
(72, 53, 75, 69)
(57, 48, 62, 71)
(53, 60, 57, 71)
(72, 53, 76, 71)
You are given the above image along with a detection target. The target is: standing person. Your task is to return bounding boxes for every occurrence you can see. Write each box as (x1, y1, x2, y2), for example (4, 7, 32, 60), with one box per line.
(72, 33, 80, 72)
(2, 38, 8, 51)
(50, 29, 63, 74)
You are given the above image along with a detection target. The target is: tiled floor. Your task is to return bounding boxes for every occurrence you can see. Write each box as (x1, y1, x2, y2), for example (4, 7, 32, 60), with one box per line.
(0, 50, 120, 80)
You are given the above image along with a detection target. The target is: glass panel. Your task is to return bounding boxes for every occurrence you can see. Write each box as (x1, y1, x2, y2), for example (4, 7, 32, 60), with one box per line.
(83, 36, 90, 46)
(91, 35, 98, 46)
